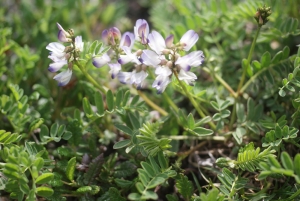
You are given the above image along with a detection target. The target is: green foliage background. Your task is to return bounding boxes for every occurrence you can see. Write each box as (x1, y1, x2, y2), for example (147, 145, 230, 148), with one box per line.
(1, 0, 300, 200)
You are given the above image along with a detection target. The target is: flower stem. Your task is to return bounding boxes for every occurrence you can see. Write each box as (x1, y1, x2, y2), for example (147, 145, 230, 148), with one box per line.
(237, 26, 261, 94)
(174, 71, 216, 130)
(137, 90, 168, 116)
(203, 67, 238, 98)
(74, 61, 107, 94)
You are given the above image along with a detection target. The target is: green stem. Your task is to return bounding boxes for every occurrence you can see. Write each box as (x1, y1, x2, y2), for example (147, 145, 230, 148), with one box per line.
(137, 90, 168, 116)
(174, 71, 216, 130)
(162, 92, 179, 112)
(229, 101, 237, 130)
(162, 135, 225, 141)
(203, 67, 238, 98)
(240, 58, 290, 93)
(237, 26, 261, 94)
(74, 61, 107, 94)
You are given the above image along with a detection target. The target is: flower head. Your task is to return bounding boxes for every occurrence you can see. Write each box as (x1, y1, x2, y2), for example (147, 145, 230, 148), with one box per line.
(177, 69, 197, 86)
(102, 27, 121, 46)
(53, 69, 73, 86)
(92, 53, 111, 68)
(108, 63, 121, 79)
(57, 23, 72, 43)
(134, 19, 149, 44)
(152, 66, 172, 94)
(119, 32, 135, 49)
(179, 30, 199, 51)
(175, 51, 204, 71)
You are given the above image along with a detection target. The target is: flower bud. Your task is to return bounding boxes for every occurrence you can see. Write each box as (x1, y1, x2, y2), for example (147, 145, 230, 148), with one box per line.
(102, 27, 121, 46)
(165, 34, 174, 48)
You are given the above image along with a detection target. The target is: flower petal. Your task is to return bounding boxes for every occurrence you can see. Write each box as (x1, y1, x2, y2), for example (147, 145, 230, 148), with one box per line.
(92, 54, 111, 68)
(53, 69, 72, 86)
(148, 31, 166, 54)
(180, 30, 199, 51)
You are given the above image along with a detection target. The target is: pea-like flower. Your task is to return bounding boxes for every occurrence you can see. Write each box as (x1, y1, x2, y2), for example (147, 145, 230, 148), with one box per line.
(177, 69, 197, 86)
(175, 51, 204, 71)
(134, 19, 149, 44)
(93, 54, 111, 68)
(108, 63, 121, 79)
(53, 69, 73, 86)
(152, 66, 172, 94)
(57, 23, 72, 43)
(102, 27, 121, 46)
(179, 30, 199, 51)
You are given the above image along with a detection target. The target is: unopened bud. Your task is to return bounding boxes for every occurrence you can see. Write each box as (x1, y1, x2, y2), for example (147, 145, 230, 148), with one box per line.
(136, 49, 143, 56)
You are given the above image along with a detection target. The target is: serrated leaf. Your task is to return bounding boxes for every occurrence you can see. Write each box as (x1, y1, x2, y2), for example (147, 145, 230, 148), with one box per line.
(176, 175, 193, 200)
(113, 139, 131, 149)
(36, 173, 54, 184)
(36, 186, 54, 197)
(66, 157, 76, 181)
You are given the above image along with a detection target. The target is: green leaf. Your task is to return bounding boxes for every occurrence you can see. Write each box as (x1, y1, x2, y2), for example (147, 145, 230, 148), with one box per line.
(268, 156, 281, 168)
(187, 113, 195, 129)
(148, 177, 165, 188)
(35, 173, 54, 184)
(94, 91, 104, 115)
(143, 190, 158, 200)
(271, 51, 283, 64)
(113, 139, 131, 149)
(192, 127, 213, 136)
(36, 186, 54, 197)
(115, 90, 123, 108)
(50, 123, 59, 138)
(106, 90, 115, 111)
(128, 193, 141, 200)
(252, 60, 261, 70)
(33, 157, 44, 171)
(294, 154, 300, 177)
(66, 157, 76, 181)
(141, 162, 156, 178)
(115, 124, 133, 136)
(176, 174, 193, 200)
(62, 131, 72, 140)
(29, 118, 44, 132)
(279, 88, 286, 97)
(83, 97, 94, 118)
(261, 51, 271, 67)
(128, 112, 140, 130)
(158, 152, 168, 170)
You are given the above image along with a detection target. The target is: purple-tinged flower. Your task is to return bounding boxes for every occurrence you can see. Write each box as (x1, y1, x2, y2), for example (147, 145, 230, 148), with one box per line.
(118, 46, 141, 65)
(48, 59, 68, 72)
(92, 53, 111, 68)
(46, 42, 66, 59)
(119, 32, 135, 49)
(108, 63, 121, 79)
(141, 50, 162, 67)
(134, 19, 149, 44)
(165, 34, 174, 48)
(152, 66, 172, 94)
(118, 72, 132, 84)
(102, 27, 121, 46)
(74, 36, 84, 52)
(130, 70, 148, 89)
(148, 31, 166, 54)
(57, 23, 72, 43)
(175, 51, 204, 71)
(180, 30, 199, 51)
(178, 69, 197, 86)
(53, 69, 72, 86)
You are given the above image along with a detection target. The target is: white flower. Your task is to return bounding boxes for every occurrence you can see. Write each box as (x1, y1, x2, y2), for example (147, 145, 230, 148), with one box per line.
(152, 66, 172, 94)
(57, 23, 71, 42)
(53, 69, 72, 86)
(141, 50, 162, 67)
(118, 72, 132, 84)
(180, 30, 199, 51)
(108, 63, 121, 79)
(130, 70, 148, 89)
(48, 58, 68, 72)
(118, 46, 141, 65)
(134, 19, 149, 44)
(92, 54, 111, 68)
(178, 69, 197, 86)
(46, 42, 66, 59)
(74, 36, 84, 52)
(175, 51, 204, 71)
(148, 31, 166, 54)
(120, 32, 135, 50)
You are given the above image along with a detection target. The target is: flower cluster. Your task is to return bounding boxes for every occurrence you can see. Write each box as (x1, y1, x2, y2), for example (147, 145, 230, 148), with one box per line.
(46, 23, 84, 86)
(92, 19, 204, 93)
